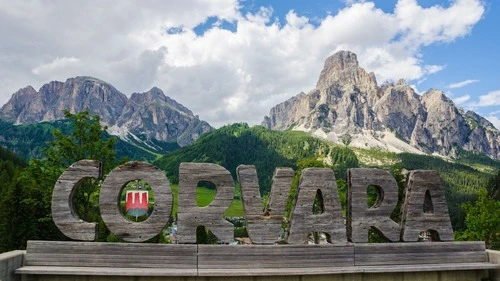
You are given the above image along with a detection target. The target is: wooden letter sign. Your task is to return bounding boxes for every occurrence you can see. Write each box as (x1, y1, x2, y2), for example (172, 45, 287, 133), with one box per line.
(52, 161, 454, 244)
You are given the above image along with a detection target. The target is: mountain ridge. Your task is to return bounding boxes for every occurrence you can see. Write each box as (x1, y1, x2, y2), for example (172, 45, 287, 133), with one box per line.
(263, 51, 499, 159)
(0, 76, 212, 148)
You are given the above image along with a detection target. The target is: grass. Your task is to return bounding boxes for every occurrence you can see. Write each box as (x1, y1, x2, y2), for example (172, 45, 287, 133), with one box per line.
(170, 184, 245, 218)
(353, 147, 400, 167)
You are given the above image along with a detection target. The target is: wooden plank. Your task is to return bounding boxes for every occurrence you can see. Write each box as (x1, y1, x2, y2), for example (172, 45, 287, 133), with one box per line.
(99, 161, 173, 242)
(17, 262, 497, 277)
(347, 168, 400, 243)
(27, 240, 193, 255)
(16, 266, 198, 276)
(359, 263, 499, 273)
(198, 244, 355, 272)
(177, 163, 234, 244)
(401, 170, 454, 241)
(237, 165, 293, 244)
(354, 242, 487, 266)
(24, 241, 197, 270)
(287, 168, 346, 244)
(355, 241, 485, 254)
(198, 267, 362, 276)
(52, 160, 101, 241)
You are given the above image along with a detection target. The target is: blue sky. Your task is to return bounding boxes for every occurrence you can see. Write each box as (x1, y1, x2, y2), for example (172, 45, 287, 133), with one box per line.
(0, 0, 499, 127)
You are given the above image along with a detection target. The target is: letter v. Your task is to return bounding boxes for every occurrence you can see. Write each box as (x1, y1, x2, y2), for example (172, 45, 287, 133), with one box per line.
(237, 165, 293, 244)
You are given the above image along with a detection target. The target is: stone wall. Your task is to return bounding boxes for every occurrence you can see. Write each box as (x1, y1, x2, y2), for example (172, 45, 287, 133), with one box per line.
(488, 250, 500, 281)
(0, 250, 24, 281)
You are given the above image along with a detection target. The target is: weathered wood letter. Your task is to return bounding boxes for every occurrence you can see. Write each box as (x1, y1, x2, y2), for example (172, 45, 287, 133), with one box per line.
(287, 168, 346, 244)
(100, 161, 172, 242)
(347, 168, 400, 242)
(52, 160, 102, 241)
(401, 170, 453, 241)
(177, 163, 234, 244)
(237, 165, 293, 244)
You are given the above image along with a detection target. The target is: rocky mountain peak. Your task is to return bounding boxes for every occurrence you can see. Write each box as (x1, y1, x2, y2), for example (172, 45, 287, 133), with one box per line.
(395, 79, 407, 86)
(0, 86, 38, 123)
(130, 87, 194, 117)
(0, 77, 213, 147)
(316, 50, 361, 89)
(421, 89, 453, 110)
(322, 50, 359, 72)
(20, 85, 36, 93)
(68, 76, 107, 85)
(130, 87, 165, 104)
(465, 110, 495, 129)
(116, 86, 211, 146)
(263, 51, 500, 159)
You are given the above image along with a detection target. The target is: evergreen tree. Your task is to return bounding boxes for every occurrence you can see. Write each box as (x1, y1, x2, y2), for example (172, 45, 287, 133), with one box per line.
(0, 147, 28, 252)
(457, 188, 500, 249)
(0, 111, 120, 250)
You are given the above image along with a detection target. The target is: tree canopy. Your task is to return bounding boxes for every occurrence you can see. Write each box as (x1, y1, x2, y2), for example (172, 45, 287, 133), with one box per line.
(0, 111, 121, 251)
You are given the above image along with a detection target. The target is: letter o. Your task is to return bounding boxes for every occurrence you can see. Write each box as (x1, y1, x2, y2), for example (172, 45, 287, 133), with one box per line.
(99, 161, 172, 242)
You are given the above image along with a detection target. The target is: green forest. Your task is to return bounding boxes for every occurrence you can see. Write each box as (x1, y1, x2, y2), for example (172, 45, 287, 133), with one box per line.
(0, 112, 499, 252)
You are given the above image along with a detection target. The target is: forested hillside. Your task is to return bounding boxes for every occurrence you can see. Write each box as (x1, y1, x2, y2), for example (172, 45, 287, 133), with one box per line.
(0, 118, 498, 251)
(155, 123, 499, 233)
(0, 118, 178, 161)
(154, 123, 359, 195)
(0, 146, 25, 190)
(0, 146, 27, 252)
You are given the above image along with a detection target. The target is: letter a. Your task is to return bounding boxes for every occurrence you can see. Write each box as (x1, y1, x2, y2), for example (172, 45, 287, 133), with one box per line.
(287, 168, 345, 244)
(401, 170, 453, 241)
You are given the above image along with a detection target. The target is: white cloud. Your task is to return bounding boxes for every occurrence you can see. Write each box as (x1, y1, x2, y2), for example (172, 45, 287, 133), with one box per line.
(395, 0, 485, 46)
(453, 94, 471, 105)
(470, 90, 500, 107)
(424, 64, 445, 75)
(32, 57, 82, 76)
(485, 114, 500, 130)
(447, 79, 479, 89)
(0, 0, 486, 127)
(342, 0, 367, 6)
(409, 84, 422, 95)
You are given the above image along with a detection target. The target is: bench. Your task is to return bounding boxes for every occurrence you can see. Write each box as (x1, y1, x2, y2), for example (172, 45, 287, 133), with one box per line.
(15, 240, 498, 277)
(354, 241, 498, 273)
(198, 243, 357, 276)
(16, 240, 197, 276)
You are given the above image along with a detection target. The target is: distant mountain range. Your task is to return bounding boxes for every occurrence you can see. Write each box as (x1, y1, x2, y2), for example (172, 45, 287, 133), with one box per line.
(0, 76, 212, 152)
(1, 51, 498, 160)
(263, 51, 499, 159)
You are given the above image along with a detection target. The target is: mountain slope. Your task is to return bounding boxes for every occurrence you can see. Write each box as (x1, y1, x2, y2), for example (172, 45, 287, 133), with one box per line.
(0, 76, 212, 148)
(154, 123, 359, 194)
(115, 87, 212, 146)
(1, 77, 127, 125)
(154, 124, 499, 230)
(0, 119, 177, 161)
(263, 51, 499, 159)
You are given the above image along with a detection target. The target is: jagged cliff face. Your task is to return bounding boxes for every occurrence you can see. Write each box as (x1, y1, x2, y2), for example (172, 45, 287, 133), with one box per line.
(1, 77, 128, 125)
(115, 87, 212, 146)
(263, 52, 381, 134)
(0, 77, 212, 147)
(263, 51, 500, 159)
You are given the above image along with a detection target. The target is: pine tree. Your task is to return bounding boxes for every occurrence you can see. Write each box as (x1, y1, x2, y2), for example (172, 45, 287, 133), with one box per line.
(1, 111, 120, 249)
(457, 188, 500, 249)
